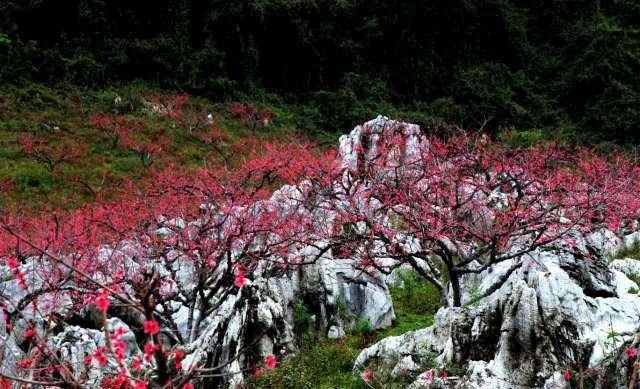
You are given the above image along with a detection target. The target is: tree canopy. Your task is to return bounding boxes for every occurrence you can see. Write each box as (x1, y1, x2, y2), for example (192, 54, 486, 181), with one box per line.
(1, 0, 639, 142)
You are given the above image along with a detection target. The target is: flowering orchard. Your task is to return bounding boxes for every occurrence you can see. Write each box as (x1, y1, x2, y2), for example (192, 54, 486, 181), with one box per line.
(0, 139, 335, 388)
(1, 119, 640, 387)
(326, 122, 640, 307)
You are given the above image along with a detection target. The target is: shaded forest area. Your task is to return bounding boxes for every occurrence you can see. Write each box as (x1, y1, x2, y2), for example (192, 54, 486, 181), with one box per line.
(1, 0, 639, 142)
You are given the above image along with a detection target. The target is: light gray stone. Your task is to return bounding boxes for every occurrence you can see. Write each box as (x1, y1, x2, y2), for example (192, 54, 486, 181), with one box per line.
(355, 248, 640, 388)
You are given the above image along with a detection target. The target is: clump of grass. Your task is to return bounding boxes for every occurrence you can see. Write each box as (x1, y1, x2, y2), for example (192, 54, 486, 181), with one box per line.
(388, 268, 441, 314)
(614, 240, 640, 261)
(376, 271, 439, 340)
(250, 336, 368, 389)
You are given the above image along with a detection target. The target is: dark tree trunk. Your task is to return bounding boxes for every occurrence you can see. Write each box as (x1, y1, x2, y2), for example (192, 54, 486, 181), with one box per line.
(449, 270, 462, 307)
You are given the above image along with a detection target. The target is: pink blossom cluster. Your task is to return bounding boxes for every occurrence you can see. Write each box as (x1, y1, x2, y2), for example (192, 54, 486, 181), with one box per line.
(1, 121, 639, 387)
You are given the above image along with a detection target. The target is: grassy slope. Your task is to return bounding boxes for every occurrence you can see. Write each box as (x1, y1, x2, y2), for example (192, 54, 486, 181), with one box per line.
(0, 83, 300, 213)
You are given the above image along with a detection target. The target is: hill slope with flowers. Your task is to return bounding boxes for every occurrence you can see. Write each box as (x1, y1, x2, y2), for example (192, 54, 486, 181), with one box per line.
(0, 84, 300, 213)
(1, 116, 640, 388)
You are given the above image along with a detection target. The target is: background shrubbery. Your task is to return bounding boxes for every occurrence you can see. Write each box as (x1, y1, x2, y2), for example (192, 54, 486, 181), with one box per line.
(1, 0, 639, 143)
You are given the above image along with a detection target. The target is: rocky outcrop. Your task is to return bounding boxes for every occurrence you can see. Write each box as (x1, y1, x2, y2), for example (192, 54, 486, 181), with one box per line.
(3, 116, 638, 388)
(178, 253, 395, 387)
(354, 233, 640, 388)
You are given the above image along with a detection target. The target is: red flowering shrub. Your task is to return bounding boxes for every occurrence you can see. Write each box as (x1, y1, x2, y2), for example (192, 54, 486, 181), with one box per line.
(18, 133, 86, 171)
(91, 113, 145, 148)
(118, 129, 168, 168)
(91, 113, 167, 167)
(322, 122, 640, 307)
(0, 141, 327, 387)
(229, 103, 274, 130)
(145, 92, 209, 134)
(143, 320, 160, 335)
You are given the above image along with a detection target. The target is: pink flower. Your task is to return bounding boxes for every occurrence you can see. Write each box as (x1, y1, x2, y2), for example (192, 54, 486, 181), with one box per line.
(234, 265, 247, 288)
(265, 354, 277, 370)
(14, 272, 28, 290)
(172, 349, 185, 370)
(420, 369, 435, 383)
(86, 347, 108, 367)
(143, 320, 160, 335)
(134, 381, 148, 389)
(234, 273, 247, 288)
(562, 370, 572, 380)
(7, 258, 29, 291)
(253, 368, 264, 377)
(112, 339, 127, 361)
(6, 257, 19, 268)
(131, 356, 143, 372)
(144, 342, 160, 361)
(94, 291, 110, 312)
(626, 347, 638, 359)
(18, 357, 33, 369)
(361, 370, 373, 382)
(111, 326, 127, 339)
(23, 327, 36, 339)
(181, 384, 194, 389)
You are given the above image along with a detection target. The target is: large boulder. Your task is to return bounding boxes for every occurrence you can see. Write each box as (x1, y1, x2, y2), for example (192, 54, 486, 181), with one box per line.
(354, 236, 640, 388)
(180, 250, 395, 387)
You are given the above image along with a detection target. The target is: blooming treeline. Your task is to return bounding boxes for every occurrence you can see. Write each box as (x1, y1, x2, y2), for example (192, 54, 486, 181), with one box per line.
(1, 119, 639, 387)
(324, 121, 640, 306)
(0, 138, 336, 388)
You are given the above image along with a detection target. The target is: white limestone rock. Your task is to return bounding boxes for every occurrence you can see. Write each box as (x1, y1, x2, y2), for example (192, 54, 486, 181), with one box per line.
(355, 249, 640, 388)
(610, 258, 640, 279)
(328, 325, 345, 339)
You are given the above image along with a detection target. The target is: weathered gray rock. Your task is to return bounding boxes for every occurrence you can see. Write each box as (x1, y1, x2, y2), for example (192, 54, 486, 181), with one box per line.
(48, 326, 106, 385)
(0, 335, 25, 378)
(179, 250, 395, 387)
(354, 236, 640, 389)
(328, 325, 345, 339)
(181, 277, 297, 388)
(611, 258, 640, 280)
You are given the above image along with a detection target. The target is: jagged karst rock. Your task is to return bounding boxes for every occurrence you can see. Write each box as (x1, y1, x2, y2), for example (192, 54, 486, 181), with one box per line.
(48, 326, 106, 385)
(180, 252, 395, 387)
(354, 236, 640, 389)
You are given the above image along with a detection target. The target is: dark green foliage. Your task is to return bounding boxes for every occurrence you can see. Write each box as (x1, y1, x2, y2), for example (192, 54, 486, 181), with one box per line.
(390, 269, 442, 316)
(1, 1, 639, 142)
(350, 317, 373, 336)
(293, 300, 315, 342)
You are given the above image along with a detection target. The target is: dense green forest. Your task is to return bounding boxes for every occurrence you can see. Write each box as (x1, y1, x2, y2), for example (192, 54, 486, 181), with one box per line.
(1, 0, 639, 142)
